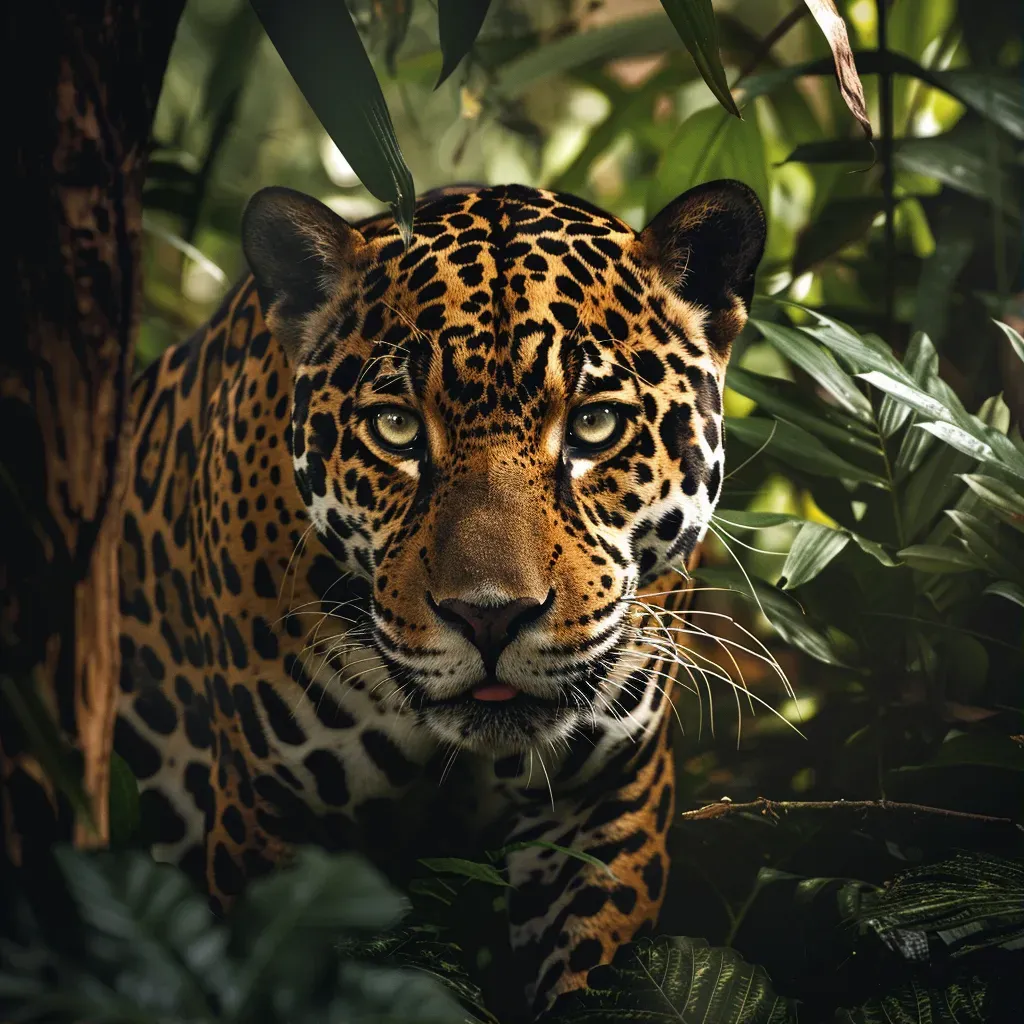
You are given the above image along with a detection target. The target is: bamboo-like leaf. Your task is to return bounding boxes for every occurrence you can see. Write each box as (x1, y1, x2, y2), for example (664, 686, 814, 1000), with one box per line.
(726, 416, 887, 486)
(879, 332, 938, 438)
(897, 544, 982, 574)
(714, 510, 804, 529)
(803, 0, 871, 137)
(419, 857, 512, 887)
(984, 579, 1024, 608)
(947, 510, 1024, 579)
(995, 319, 1024, 366)
(498, 840, 618, 880)
(752, 319, 872, 420)
(918, 422, 996, 466)
(779, 522, 849, 589)
(548, 935, 796, 1022)
(959, 473, 1024, 533)
(249, 0, 415, 240)
(436, 0, 494, 87)
(658, 0, 740, 118)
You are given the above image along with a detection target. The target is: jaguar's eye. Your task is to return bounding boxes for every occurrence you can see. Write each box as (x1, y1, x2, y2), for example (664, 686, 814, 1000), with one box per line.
(568, 404, 624, 451)
(371, 407, 423, 451)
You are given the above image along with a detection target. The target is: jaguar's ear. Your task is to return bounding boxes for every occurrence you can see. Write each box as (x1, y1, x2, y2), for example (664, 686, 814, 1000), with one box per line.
(242, 186, 366, 360)
(641, 179, 766, 356)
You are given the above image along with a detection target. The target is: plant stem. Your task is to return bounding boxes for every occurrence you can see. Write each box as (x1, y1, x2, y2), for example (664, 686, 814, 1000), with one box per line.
(877, 0, 895, 341)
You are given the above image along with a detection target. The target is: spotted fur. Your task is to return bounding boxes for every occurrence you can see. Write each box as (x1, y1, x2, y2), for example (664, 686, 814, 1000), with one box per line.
(117, 181, 765, 1016)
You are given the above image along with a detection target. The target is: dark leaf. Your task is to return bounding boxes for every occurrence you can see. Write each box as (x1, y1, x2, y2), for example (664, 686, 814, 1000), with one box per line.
(436, 0, 494, 88)
(779, 522, 850, 589)
(249, 0, 415, 240)
(658, 0, 740, 118)
(419, 857, 511, 887)
(836, 975, 992, 1023)
(547, 935, 796, 1022)
(107, 751, 140, 848)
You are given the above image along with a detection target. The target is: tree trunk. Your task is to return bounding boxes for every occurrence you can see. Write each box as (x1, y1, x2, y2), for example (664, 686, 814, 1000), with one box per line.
(2, 0, 185, 865)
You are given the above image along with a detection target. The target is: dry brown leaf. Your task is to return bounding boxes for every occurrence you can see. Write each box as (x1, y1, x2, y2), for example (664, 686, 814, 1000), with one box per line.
(804, 0, 872, 138)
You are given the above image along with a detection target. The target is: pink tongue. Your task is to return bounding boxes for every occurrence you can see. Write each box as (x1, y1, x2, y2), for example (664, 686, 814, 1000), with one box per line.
(472, 682, 519, 702)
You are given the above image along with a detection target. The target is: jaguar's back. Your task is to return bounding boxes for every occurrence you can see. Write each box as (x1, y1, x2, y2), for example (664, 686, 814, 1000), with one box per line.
(118, 181, 765, 1018)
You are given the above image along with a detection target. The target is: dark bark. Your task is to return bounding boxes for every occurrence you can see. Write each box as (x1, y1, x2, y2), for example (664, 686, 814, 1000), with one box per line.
(2, 0, 185, 863)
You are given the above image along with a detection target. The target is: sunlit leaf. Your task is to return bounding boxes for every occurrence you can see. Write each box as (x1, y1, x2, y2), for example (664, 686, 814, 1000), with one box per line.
(713, 510, 804, 529)
(249, 0, 415, 240)
(879, 333, 939, 437)
(548, 935, 796, 1022)
(995, 319, 1024, 366)
(859, 371, 954, 425)
(779, 522, 850, 589)
(658, 0, 739, 118)
(897, 544, 982, 574)
(803, 0, 871, 138)
(436, 0, 494, 87)
(726, 415, 887, 486)
(752, 319, 872, 420)
(918, 422, 995, 465)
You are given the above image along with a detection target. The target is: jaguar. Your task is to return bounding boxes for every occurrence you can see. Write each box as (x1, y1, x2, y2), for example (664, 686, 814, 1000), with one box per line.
(117, 179, 765, 1017)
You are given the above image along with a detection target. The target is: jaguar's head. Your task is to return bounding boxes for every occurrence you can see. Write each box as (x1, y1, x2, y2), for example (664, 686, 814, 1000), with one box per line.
(243, 182, 764, 755)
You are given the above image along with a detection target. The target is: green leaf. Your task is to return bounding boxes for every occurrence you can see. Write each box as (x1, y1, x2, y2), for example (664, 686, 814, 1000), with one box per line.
(791, 196, 885, 275)
(658, 0, 739, 118)
(54, 846, 228, 1015)
(984, 579, 1024, 608)
(946, 509, 1023, 579)
(859, 370, 956, 426)
(107, 751, 140, 848)
(919, 421, 997, 467)
(803, 0, 871, 138)
(498, 840, 618, 880)
(960, 473, 1024, 533)
(547, 935, 796, 1022)
(858, 853, 1024, 960)
(995, 319, 1024, 366)
(725, 366, 881, 454)
(648, 103, 768, 219)
(879, 332, 938, 438)
(249, 0, 415, 241)
(752, 319, 873, 420)
(436, 0, 494, 87)
(779, 522, 850, 589)
(494, 14, 672, 98)
(897, 544, 982, 574)
(725, 415, 887, 486)
(696, 566, 854, 666)
(419, 857, 512, 887)
(848, 532, 898, 566)
(929, 732, 1024, 771)
(836, 975, 992, 1024)
(713, 509, 804, 529)
(911, 206, 977, 348)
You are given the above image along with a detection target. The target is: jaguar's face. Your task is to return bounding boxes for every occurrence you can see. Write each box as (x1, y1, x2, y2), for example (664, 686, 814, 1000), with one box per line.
(243, 183, 765, 754)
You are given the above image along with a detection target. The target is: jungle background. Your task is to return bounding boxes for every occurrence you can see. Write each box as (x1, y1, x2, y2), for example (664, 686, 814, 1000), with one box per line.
(3, 0, 1023, 1021)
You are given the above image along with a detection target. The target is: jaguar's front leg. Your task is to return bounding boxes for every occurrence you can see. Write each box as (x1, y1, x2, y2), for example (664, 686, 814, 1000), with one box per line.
(505, 716, 675, 1019)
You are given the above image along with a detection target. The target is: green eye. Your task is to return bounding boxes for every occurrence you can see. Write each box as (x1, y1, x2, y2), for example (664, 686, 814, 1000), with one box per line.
(371, 407, 423, 450)
(568, 404, 623, 451)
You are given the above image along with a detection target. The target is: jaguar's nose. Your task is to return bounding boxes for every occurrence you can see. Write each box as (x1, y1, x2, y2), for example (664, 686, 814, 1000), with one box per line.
(428, 592, 553, 672)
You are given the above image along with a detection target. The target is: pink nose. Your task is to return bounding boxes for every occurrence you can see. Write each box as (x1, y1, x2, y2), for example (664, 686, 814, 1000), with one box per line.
(429, 594, 551, 672)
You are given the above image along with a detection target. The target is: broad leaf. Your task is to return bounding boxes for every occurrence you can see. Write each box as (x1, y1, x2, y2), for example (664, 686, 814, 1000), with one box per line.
(859, 853, 1024, 960)
(547, 935, 796, 1022)
(779, 522, 850, 589)
(648, 103, 769, 218)
(436, 0, 494, 87)
(836, 975, 991, 1023)
(984, 580, 1024, 608)
(713, 510, 804, 529)
(249, 0, 415, 240)
(752, 319, 872, 420)
(658, 0, 740, 118)
(803, 0, 871, 137)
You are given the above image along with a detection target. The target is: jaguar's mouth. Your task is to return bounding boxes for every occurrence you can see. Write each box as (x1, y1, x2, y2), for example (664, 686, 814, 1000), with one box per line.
(418, 678, 563, 711)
